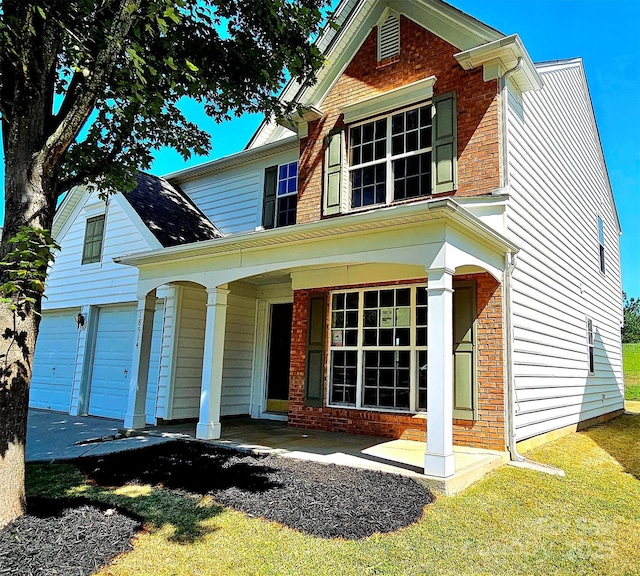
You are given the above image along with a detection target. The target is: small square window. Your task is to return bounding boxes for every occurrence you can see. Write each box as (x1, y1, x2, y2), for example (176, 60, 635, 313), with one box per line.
(81, 215, 105, 265)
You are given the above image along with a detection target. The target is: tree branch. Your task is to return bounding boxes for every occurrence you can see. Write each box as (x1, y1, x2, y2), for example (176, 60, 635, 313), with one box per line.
(41, 0, 137, 169)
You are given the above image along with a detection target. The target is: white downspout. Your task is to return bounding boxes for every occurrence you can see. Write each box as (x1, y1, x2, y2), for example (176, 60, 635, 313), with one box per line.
(501, 60, 564, 475)
(500, 58, 525, 462)
(504, 252, 525, 461)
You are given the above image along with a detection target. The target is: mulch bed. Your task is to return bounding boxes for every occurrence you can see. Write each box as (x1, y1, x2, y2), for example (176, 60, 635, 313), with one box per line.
(72, 440, 435, 539)
(0, 439, 434, 573)
(0, 497, 141, 576)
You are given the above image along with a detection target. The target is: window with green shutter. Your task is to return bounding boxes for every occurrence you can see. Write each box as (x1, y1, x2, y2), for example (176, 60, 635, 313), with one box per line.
(81, 215, 105, 265)
(263, 162, 298, 228)
(334, 90, 457, 214)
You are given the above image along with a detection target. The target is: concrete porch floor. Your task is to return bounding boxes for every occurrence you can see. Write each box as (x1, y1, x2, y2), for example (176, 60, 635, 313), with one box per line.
(152, 417, 509, 495)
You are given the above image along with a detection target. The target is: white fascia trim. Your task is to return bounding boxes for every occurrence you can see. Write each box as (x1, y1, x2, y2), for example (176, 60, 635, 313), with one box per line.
(342, 76, 437, 124)
(535, 57, 583, 74)
(163, 136, 299, 184)
(246, 0, 365, 149)
(276, 106, 324, 134)
(454, 34, 543, 92)
(52, 185, 88, 239)
(116, 198, 519, 267)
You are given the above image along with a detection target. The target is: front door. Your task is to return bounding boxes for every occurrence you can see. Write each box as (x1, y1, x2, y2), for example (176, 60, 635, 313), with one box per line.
(266, 303, 293, 413)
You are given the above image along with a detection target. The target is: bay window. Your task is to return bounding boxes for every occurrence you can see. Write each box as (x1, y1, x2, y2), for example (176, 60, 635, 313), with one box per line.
(329, 284, 428, 411)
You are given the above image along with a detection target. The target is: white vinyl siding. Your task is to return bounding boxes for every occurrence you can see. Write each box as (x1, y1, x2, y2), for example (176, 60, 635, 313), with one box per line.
(221, 294, 257, 416)
(145, 299, 165, 424)
(170, 285, 207, 420)
(155, 288, 178, 419)
(506, 62, 623, 442)
(45, 193, 154, 309)
(30, 309, 81, 412)
(178, 150, 298, 235)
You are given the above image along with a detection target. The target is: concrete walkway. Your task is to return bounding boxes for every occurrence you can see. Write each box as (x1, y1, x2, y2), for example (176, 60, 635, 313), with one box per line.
(26, 409, 174, 462)
(26, 410, 508, 494)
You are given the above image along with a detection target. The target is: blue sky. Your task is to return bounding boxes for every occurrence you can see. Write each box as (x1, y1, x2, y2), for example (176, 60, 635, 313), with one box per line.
(0, 0, 638, 296)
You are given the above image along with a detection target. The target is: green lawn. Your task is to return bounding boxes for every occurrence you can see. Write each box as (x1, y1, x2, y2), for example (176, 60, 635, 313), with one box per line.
(27, 414, 640, 576)
(624, 342, 640, 400)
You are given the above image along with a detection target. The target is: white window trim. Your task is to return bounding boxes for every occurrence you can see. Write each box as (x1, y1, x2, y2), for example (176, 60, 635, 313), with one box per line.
(342, 76, 436, 124)
(327, 284, 428, 413)
(347, 102, 433, 212)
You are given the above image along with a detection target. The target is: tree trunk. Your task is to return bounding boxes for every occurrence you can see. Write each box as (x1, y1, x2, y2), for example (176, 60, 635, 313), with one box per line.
(0, 131, 55, 528)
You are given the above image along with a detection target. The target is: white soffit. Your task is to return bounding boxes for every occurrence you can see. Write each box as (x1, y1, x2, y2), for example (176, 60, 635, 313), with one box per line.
(454, 34, 543, 92)
(342, 76, 437, 123)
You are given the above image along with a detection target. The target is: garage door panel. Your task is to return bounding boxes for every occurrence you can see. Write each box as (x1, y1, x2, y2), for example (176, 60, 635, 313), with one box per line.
(30, 310, 80, 412)
(88, 305, 136, 419)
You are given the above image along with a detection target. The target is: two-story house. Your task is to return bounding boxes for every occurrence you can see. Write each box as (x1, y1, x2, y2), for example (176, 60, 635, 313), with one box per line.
(30, 0, 623, 482)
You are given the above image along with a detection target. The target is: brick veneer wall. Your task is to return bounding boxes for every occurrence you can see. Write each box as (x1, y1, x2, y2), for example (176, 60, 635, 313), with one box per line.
(296, 16, 501, 225)
(287, 273, 506, 450)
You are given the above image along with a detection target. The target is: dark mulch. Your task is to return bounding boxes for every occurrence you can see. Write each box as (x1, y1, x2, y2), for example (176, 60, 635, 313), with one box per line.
(0, 497, 141, 576)
(72, 440, 434, 539)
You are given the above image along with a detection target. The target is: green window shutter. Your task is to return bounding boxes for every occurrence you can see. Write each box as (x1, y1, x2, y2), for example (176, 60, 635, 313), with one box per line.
(452, 280, 476, 420)
(81, 214, 105, 265)
(262, 165, 278, 229)
(323, 129, 344, 216)
(432, 91, 458, 194)
(305, 293, 327, 407)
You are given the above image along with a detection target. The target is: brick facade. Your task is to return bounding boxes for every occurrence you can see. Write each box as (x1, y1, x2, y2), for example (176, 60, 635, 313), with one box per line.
(287, 273, 506, 450)
(296, 15, 501, 225)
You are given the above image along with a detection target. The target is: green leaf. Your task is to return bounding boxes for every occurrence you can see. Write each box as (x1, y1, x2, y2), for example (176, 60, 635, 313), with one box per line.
(164, 7, 181, 24)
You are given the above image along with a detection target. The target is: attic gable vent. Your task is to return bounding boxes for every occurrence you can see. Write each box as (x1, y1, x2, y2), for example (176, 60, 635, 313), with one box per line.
(377, 14, 400, 61)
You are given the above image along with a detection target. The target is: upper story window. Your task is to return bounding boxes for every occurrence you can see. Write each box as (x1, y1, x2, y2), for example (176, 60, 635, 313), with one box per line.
(349, 105, 433, 209)
(322, 88, 456, 218)
(262, 161, 298, 229)
(81, 214, 105, 265)
(277, 162, 298, 227)
(598, 216, 605, 273)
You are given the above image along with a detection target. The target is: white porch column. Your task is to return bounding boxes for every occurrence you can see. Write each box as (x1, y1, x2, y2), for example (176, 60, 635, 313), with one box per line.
(124, 292, 157, 429)
(424, 267, 456, 478)
(196, 286, 230, 440)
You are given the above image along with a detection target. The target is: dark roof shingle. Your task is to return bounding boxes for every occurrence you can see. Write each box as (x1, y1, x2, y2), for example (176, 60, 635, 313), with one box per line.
(123, 173, 222, 247)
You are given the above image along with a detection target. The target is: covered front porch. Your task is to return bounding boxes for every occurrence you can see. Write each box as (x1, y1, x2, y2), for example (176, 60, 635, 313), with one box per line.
(153, 417, 509, 495)
(117, 197, 518, 482)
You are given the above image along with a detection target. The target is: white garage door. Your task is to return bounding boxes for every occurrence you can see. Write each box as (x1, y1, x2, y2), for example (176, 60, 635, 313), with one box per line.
(30, 309, 80, 412)
(88, 305, 137, 419)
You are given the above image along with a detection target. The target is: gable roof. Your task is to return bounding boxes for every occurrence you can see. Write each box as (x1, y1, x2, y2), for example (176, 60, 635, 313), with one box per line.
(123, 173, 222, 247)
(248, 0, 507, 149)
